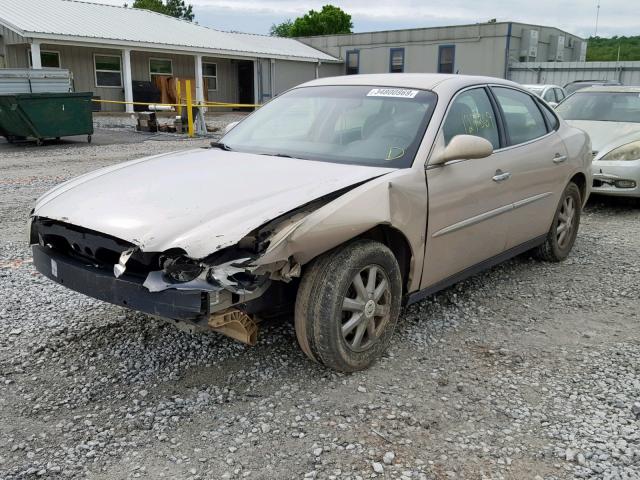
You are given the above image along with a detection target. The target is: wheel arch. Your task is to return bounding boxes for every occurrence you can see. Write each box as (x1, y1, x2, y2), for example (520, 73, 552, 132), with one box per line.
(357, 225, 413, 294)
(569, 172, 588, 206)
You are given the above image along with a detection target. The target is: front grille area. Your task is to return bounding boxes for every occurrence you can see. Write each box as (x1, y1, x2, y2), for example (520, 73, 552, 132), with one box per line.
(31, 217, 159, 279)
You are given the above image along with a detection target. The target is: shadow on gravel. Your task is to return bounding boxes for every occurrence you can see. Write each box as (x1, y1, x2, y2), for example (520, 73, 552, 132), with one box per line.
(585, 193, 640, 212)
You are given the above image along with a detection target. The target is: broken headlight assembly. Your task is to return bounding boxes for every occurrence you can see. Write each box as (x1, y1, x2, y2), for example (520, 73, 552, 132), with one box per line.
(600, 141, 640, 161)
(160, 254, 203, 283)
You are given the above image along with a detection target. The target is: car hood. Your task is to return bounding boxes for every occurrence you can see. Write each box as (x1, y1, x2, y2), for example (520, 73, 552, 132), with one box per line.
(34, 148, 395, 258)
(566, 120, 640, 158)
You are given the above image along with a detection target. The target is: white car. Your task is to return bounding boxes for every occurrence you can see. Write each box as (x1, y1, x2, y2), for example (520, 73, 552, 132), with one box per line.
(556, 86, 640, 198)
(522, 84, 567, 107)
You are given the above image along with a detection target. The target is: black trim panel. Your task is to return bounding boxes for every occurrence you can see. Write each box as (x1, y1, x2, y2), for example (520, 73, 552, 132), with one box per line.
(32, 245, 207, 321)
(405, 235, 546, 306)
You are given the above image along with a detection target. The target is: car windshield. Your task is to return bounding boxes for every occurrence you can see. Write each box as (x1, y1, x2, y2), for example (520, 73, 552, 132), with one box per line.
(556, 91, 640, 123)
(221, 85, 438, 168)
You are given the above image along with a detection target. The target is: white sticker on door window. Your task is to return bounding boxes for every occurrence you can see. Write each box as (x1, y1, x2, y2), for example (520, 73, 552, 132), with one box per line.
(367, 88, 419, 98)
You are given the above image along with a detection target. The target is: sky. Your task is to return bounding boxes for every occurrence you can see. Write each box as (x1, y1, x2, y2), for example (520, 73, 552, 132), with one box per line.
(97, 1, 638, 38)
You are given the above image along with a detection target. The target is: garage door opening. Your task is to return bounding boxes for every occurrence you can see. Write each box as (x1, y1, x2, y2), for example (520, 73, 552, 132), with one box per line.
(237, 60, 255, 111)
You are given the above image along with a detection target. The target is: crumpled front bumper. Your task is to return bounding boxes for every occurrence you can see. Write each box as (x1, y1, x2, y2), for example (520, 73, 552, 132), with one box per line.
(32, 245, 209, 321)
(591, 160, 640, 198)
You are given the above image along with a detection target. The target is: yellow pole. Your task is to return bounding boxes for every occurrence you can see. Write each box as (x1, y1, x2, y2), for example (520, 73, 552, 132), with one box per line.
(185, 79, 194, 138)
(176, 80, 182, 116)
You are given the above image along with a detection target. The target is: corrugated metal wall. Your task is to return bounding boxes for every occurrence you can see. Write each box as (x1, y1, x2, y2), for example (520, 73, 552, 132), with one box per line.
(274, 60, 315, 95)
(0, 68, 72, 94)
(509, 61, 640, 86)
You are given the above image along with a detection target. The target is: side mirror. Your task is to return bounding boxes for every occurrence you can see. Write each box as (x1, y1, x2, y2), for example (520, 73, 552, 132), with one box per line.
(431, 135, 493, 166)
(223, 121, 239, 135)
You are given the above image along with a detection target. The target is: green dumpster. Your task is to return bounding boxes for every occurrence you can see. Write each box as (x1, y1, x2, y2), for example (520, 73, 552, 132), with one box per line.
(0, 92, 94, 145)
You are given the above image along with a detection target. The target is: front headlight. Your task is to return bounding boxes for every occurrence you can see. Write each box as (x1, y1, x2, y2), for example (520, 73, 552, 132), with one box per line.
(160, 254, 203, 283)
(600, 140, 640, 161)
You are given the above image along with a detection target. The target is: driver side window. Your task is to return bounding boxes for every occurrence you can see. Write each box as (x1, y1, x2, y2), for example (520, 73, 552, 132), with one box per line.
(443, 88, 500, 149)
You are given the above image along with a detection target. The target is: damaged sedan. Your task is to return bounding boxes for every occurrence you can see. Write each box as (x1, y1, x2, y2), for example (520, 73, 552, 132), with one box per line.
(30, 74, 592, 372)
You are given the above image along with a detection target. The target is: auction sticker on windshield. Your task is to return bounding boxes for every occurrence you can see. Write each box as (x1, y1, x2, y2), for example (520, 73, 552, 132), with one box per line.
(367, 88, 420, 98)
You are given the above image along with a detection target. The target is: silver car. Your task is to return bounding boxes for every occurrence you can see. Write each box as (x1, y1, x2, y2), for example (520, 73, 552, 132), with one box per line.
(29, 74, 592, 371)
(556, 86, 640, 197)
(522, 84, 567, 107)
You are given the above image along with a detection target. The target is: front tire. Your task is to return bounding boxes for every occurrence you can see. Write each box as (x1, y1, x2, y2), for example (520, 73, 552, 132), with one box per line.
(536, 182, 581, 262)
(294, 240, 402, 372)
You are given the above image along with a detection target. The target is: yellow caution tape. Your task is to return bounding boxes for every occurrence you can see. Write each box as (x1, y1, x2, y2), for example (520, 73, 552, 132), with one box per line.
(91, 99, 261, 108)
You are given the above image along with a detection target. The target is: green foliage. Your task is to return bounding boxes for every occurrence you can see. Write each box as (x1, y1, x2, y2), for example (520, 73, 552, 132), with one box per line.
(270, 19, 294, 37)
(587, 36, 640, 61)
(130, 0, 194, 21)
(270, 5, 353, 38)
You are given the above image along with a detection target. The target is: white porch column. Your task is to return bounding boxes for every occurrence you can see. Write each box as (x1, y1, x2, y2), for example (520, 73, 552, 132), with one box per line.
(31, 41, 42, 69)
(195, 54, 204, 105)
(122, 48, 134, 113)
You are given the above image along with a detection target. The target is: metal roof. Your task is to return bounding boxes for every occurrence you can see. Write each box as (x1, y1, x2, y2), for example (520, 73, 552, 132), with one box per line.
(0, 0, 339, 62)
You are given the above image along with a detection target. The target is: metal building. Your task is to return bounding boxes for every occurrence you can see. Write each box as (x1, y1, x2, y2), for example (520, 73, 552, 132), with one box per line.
(0, 0, 341, 111)
(298, 22, 586, 79)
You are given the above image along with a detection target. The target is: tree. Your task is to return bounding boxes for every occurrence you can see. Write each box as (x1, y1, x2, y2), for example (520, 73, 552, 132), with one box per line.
(130, 0, 194, 22)
(270, 5, 353, 38)
(270, 19, 294, 37)
(587, 36, 640, 61)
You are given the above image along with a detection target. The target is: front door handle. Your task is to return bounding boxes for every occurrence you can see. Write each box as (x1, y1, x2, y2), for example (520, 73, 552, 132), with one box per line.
(553, 154, 568, 164)
(492, 170, 512, 182)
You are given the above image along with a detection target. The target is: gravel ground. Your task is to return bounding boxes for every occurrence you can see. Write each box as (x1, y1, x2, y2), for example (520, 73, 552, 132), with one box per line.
(0, 135, 639, 480)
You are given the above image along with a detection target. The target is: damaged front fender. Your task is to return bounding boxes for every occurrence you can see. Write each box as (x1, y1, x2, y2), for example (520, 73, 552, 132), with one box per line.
(255, 168, 428, 292)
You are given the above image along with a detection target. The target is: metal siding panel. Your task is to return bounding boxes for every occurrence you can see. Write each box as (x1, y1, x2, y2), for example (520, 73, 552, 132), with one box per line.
(508, 61, 640, 86)
(274, 60, 316, 94)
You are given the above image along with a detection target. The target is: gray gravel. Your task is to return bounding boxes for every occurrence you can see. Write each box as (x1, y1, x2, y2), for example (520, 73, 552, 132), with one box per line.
(0, 134, 639, 479)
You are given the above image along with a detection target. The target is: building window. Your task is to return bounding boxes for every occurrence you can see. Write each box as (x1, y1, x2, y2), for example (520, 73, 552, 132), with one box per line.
(203, 62, 217, 91)
(94, 54, 122, 87)
(346, 50, 359, 75)
(438, 45, 455, 74)
(28, 50, 61, 68)
(389, 48, 404, 73)
(149, 58, 173, 78)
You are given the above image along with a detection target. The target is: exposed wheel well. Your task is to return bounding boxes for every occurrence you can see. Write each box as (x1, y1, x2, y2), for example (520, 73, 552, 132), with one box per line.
(570, 172, 587, 204)
(358, 225, 413, 293)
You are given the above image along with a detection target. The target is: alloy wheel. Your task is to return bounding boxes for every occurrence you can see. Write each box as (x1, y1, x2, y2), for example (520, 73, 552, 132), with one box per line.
(556, 195, 576, 249)
(341, 265, 391, 352)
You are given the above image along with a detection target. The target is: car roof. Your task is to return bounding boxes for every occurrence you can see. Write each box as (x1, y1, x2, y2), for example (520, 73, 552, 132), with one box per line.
(522, 84, 559, 89)
(298, 73, 521, 94)
(575, 85, 640, 93)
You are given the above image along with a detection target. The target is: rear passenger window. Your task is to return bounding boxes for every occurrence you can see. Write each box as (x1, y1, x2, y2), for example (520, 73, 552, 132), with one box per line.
(555, 88, 565, 101)
(492, 87, 548, 145)
(543, 89, 557, 103)
(443, 88, 500, 149)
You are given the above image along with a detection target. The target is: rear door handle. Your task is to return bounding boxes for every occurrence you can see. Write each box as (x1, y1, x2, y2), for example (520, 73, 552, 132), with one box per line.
(553, 154, 568, 164)
(492, 170, 512, 182)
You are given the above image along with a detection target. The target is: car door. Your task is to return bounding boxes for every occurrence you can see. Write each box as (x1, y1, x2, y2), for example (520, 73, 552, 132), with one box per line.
(489, 86, 570, 250)
(421, 86, 511, 289)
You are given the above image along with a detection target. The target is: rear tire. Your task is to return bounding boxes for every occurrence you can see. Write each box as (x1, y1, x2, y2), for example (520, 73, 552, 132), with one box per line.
(294, 240, 402, 372)
(536, 182, 581, 262)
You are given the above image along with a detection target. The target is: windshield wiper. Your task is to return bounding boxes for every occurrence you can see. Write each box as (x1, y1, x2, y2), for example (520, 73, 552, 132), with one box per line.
(257, 152, 297, 159)
(210, 141, 233, 151)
